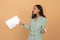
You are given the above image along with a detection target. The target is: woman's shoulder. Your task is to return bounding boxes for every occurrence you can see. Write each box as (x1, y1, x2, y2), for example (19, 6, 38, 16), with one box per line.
(40, 16, 46, 21)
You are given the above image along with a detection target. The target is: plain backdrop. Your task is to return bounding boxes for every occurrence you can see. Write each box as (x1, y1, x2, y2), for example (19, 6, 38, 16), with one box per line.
(0, 0, 60, 40)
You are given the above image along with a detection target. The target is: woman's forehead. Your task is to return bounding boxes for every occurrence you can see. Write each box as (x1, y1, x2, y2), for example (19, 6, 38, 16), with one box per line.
(33, 6, 37, 9)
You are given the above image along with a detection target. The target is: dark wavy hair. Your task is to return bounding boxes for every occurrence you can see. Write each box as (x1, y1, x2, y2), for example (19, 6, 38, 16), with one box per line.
(31, 4, 46, 19)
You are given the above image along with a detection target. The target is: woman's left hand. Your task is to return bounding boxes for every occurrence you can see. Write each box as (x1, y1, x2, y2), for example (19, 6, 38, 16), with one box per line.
(43, 28, 48, 34)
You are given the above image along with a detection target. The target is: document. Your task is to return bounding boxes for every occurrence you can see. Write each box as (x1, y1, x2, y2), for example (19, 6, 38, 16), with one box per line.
(5, 16, 20, 29)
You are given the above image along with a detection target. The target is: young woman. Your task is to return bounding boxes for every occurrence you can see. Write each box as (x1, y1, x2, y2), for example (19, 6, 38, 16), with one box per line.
(19, 4, 47, 40)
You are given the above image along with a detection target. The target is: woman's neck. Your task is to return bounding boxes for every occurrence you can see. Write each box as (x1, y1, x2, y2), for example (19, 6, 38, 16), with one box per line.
(36, 13, 40, 18)
(35, 14, 40, 22)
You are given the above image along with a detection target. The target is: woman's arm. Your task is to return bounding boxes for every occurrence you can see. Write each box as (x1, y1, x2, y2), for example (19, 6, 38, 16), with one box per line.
(22, 23, 31, 30)
(19, 18, 32, 30)
(41, 18, 47, 33)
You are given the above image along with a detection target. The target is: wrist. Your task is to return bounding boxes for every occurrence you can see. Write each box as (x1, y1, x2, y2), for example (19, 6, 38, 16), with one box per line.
(22, 24, 25, 26)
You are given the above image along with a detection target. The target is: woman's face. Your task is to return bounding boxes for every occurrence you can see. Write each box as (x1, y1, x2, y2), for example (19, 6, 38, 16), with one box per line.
(32, 6, 40, 14)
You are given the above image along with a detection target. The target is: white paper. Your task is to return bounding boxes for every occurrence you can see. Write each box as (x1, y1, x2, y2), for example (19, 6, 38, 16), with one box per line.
(5, 16, 20, 29)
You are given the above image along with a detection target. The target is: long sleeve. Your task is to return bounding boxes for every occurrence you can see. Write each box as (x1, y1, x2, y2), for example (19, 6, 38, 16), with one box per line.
(22, 18, 32, 30)
(22, 23, 31, 30)
(41, 18, 46, 32)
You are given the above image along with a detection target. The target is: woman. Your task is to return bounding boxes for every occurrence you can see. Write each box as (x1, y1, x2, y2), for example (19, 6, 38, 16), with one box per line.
(19, 4, 47, 40)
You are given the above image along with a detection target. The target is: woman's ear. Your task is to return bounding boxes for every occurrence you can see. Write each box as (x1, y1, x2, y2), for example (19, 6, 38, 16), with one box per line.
(38, 9, 40, 12)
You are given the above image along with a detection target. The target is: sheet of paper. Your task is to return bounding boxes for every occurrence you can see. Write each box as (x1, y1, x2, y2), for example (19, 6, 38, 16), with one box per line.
(5, 16, 20, 29)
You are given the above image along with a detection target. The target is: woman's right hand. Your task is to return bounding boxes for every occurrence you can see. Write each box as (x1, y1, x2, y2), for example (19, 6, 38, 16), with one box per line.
(19, 21, 23, 25)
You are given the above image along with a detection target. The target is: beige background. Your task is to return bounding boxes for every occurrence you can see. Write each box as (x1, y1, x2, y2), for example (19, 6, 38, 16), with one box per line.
(0, 0, 60, 40)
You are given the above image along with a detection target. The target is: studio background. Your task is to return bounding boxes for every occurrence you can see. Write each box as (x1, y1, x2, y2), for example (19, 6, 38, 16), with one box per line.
(0, 0, 60, 40)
